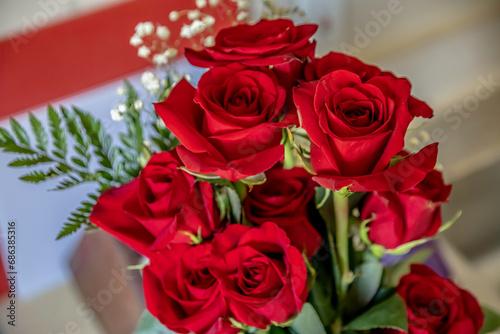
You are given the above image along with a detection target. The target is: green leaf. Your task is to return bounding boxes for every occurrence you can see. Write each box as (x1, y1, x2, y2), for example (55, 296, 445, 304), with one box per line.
(8, 155, 51, 167)
(315, 187, 331, 209)
(9, 118, 30, 146)
(56, 193, 97, 239)
(19, 169, 58, 183)
(56, 222, 84, 240)
(344, 294, 408, 332)
(0, 128, 15, 144)
(71, 157, 86, 168)
(438, 210, 462, 233)
(3, 143, 37, 154)
(345, 261, 384, 316)
(240, 173, 267, 186)
(29, 113, 48, 151)
(227, 187, 242, 224)
(48, 106, 67, 157)
(133, 310, 174, 334)
(291, 302, 327, 334)
(269, 326, 288, 334)
(479, 306, 500, 334)
(308, 261, 335, 326)
(50, 175, 86, 191)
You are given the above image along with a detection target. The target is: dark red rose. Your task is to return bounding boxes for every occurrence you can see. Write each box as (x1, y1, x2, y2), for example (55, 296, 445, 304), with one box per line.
(304, 52, 433, 119)
(243, 165, 322, 258)
(293, 67, 438, 192)
(143, 243, 238, 334)
(210, 222, 308, 329)
(89, 150, 220, 256)
(155, 64, 293, 181)
(360, 170, 451, 249)
(185, 19, 318, 68)
(397, 264, 484, 334)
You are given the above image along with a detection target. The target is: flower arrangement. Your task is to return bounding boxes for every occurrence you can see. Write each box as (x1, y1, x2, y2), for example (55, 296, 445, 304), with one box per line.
(1, 2, 499, 334)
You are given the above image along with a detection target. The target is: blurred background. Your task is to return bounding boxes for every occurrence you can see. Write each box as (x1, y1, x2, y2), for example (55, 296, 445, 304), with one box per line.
(0, 0, 499, 333)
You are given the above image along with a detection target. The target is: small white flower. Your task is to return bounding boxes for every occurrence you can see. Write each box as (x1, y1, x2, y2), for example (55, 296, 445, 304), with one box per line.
(237, 0, 249, 10)
(203, 15, 215, 27)
(145, 80, 160, 92)
(187, 10, 201, 20)
(204, 35, 215, 47)
(116, 86, 126, 96)
(153, 53, 169, 66)
(196, 0, 207, 8)
(180, 25, 194, 38)
(137, 45, 151, 58)
(110, 108, 123, 121)
(129, 34, 143, 46)
(117, 103, 127, 113)
(141, 71, 161, 92)
(165, 48, 178, 58)
(419, 130, 431, 142)
(169, 11, 179, 21)
(184, 74, 192, 82)
(236, 11, 248, 21)
(408, 137, 420, 147)
(135, 22, 154, 37)
(191, 20, 206, 34)
(156, 26, 170, 40)
(209, 0, 220, 6)
(352, 207, 360, 217)
(134, 100, 144, 110)
(141, 71, 156, 84)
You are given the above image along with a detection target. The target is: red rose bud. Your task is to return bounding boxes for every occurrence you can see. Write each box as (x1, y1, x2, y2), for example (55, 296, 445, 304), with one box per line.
(397, 264, 484, 334)
(143, 244, 238, 334)
(185, 19, 318, 68)
(155, 64, 294, 181)
(293, 64, 437, 192)
(210, 222, 308, 329)
(360, 170, 451, 250)
(243, 166, 323, 258)
(89, 150, 220, 257)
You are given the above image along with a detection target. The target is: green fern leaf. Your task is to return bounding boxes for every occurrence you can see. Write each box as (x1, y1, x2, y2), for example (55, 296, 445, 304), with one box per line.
(48, 106, 67, 158)
(3, 143, 37, 155)
(74, 108, 114, 170)
(50, 175, 85, 191)
(8, 155, 51, 167)
(56, 193, 97, 240)
(9, 118, 30, 146)
(28, 113, 48, 151)
(0, 128, 15, 146)
(19, 169, 58, 183)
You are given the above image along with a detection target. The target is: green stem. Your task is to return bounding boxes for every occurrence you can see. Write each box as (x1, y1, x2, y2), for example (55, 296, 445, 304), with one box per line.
(283, 140, 295, 169)
(333, 190, 351, 333)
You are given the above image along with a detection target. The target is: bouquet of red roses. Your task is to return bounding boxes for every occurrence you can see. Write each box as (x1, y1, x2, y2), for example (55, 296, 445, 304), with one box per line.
(1, 12, 499, 334)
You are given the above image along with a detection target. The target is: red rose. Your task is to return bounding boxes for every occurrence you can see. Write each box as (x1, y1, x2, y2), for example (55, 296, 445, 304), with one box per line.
(243, 165, 322, 258)
(89, 150, 220, 256)
(210, 222, 308, 329)
(155, 64, 293, 181)
(397, 264, 484, 334)
(304, 52, 433, 119)
(360, 170, 451, 249)
(185, 19, 318, 68)
(143, 244, 238, 334)
(293, 67, 438, 192)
